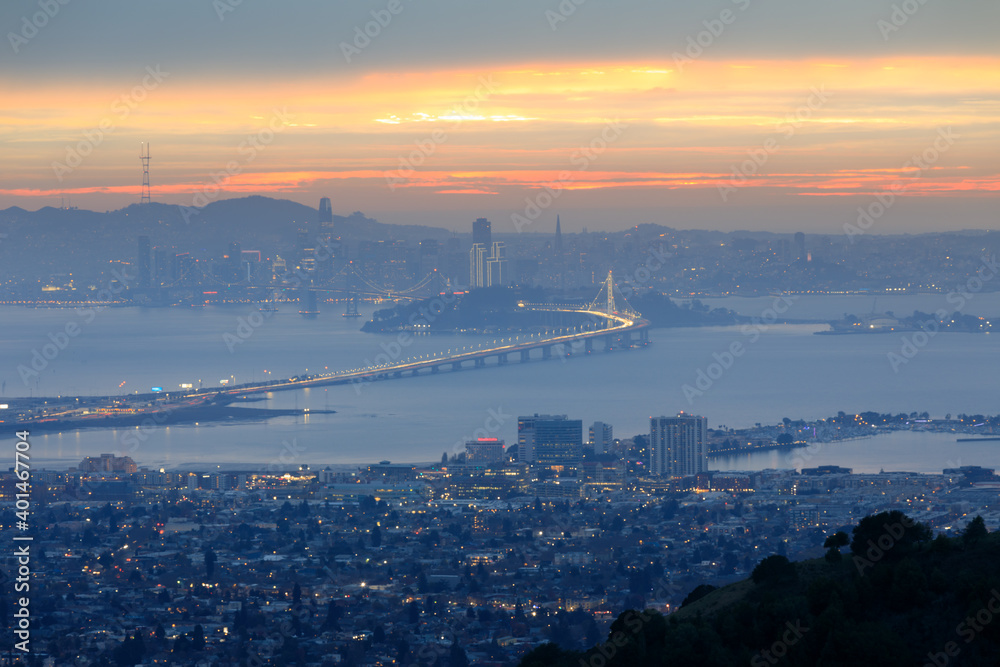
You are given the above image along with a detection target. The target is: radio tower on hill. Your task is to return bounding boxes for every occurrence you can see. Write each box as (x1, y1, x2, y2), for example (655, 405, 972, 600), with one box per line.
(140, 142, 151, 205)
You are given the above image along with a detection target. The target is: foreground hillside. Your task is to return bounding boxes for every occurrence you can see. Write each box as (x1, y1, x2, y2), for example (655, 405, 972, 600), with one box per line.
(521, 512, 1000, 666)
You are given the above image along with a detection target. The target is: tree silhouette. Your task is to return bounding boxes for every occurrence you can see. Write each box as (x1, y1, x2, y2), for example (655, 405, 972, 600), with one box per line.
(190, 624, 205, 651)
(450, 639, 470, 667)
(322, 599, 342, 630)
(751, 555, 796, 585)
(203, 546, 216, 578)
(850, 511, 931, 562)
(963, 515, 988, 545)
(681, 584, 717, 607)
(824, 530, 849, 562)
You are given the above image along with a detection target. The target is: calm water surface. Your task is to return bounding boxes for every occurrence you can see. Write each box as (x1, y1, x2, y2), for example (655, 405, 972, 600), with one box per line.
(1, 297, 997, 471)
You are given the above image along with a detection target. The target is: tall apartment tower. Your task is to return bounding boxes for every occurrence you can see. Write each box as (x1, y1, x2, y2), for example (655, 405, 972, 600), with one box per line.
(518, 414, 583, 467)
(137, 235, 151, 288)
(487, 241, 507, 286)
(470, 241, 508, 288)
(588, 421, 614, 454)
(465, 438, 506, 467)
(319, 197, 333, 223)
(554, 215, 563, 256)
(470, 243, 488, 287)
(473, 217, 492, 248)
(318, 197, 333, 239)
(650, 413, 707, 477)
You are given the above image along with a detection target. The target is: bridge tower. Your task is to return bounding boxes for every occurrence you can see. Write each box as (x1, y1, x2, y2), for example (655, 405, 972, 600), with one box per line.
(588, 270, 639, 320)
(344, 262, 361, 317)
(605, 270, 616, 314)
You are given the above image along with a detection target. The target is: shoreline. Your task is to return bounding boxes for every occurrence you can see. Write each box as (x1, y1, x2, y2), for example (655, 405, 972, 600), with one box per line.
(9, 404, 335, 434)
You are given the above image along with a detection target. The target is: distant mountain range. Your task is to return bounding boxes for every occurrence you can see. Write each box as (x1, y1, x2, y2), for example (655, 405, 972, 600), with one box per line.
(0, 196, 456, 246)
(0, 196, 458, 281)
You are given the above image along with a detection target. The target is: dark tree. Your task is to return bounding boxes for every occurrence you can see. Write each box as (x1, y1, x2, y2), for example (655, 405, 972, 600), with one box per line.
(963, 515, 988, 545)
(408, 600, 420, 624)
(203, 547, 216, 578)
(190, 624, 205, 651)
(323, 600, 342, 631)
(751, 555, 796, 585)
(397, 638, 410, 663)
(850, 511, 931, 561)
(681, 584, 717, 607)
(824, 530, 850, 562)
(824, 531, 850, 548)
(449, 639, 470, 667)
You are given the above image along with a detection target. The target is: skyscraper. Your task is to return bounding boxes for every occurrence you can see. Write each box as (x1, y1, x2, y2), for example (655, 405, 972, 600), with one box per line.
(486, 241, 507, 286)
(518, 414, 583, 468)
(589, 421, 614, 454)
(137, 235, 151, 288)
(153, 248, 167, 286)
(465, 438, 506, 467)
(473, 217, 491, 248)
(319, 197, 333, 224)
(554, 215, 563, 256)
(649, 413, 707, 477)
(470, 243, 488, 287)
(317, 197, 333, 241)
(470, 241, 507, 288)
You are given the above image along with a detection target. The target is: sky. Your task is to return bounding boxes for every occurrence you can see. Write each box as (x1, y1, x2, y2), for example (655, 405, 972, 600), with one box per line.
(1, 0, 998, 234)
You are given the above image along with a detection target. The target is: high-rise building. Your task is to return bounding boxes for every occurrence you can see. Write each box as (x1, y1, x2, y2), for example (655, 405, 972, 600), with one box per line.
(589, 421, 614, 454)
(794, 231, 806, 260)
(470, 241, 508, 288)
(465, 438, 506, 467)
(78, 453, 138, 474)
(297, 230, 316, 273)
(319, 197, 333, 225)
(137, 235, 151, 288)
(473, 217, 491, 248)
(153, 248, 168, 286)
(487, 241, 507, 286)
(470, 243, 488, 287)
(554, 215, 563, 256)
(518, 414, 583, 468)
(649, 413, 707, 477)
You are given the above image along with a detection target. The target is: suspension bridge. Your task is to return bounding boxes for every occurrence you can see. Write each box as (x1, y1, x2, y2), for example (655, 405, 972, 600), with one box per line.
(217, 271, 649, 395)
(8, 273, 651, 430)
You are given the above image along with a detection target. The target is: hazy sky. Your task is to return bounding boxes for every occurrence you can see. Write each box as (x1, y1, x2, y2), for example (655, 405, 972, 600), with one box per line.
(1, 0, 997, 233)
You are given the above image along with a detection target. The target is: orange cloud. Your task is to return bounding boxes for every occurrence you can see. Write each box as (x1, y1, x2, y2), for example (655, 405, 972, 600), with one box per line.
(1, 56, 999, 210)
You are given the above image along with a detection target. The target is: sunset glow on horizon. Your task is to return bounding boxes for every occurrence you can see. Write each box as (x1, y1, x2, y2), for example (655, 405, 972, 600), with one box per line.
(2, 0, 998, 232)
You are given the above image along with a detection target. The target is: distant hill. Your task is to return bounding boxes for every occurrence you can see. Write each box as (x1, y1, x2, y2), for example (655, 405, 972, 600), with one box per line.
(0, 196, 454, 282)
(519, 512, 1000, 667)
(0, 196, 454, 244)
